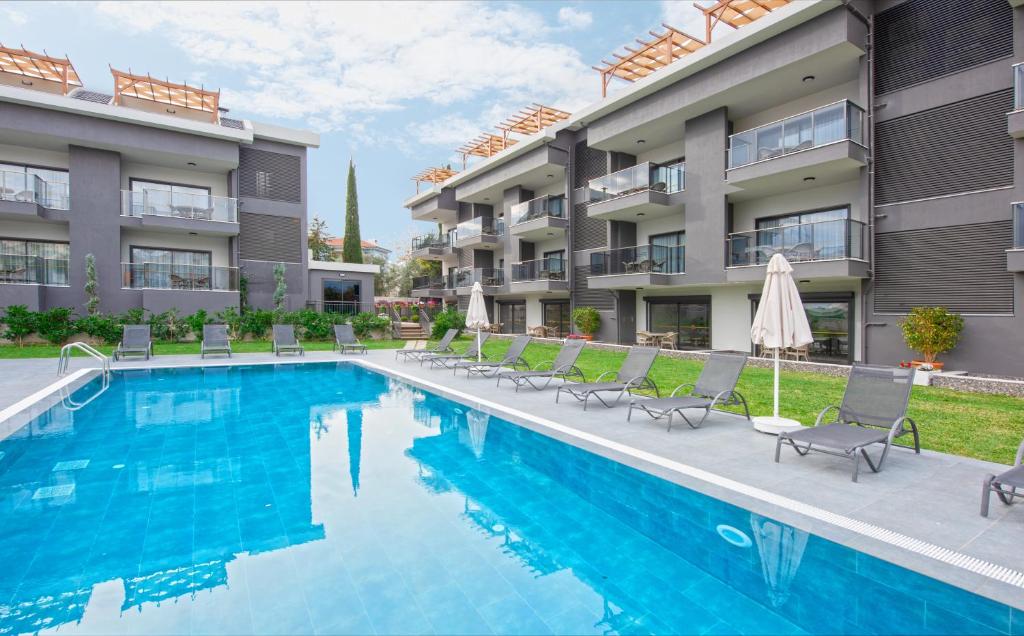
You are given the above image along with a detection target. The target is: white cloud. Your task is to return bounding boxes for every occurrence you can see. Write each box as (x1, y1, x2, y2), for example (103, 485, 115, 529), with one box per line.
(93, 1, 596, 140)
(660, 0, 708, 39)
(557, 6, 592, 30)
(2, 7, 28, 25)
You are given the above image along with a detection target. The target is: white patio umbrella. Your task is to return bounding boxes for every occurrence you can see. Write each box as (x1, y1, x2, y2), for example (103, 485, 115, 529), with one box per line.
(750, 253, 813, 435)
(750, 514, 809, 608)
(465, 281, 490, 363)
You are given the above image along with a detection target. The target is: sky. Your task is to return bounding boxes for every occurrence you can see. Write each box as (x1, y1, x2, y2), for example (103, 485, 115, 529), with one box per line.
(2, 1, 720, 256)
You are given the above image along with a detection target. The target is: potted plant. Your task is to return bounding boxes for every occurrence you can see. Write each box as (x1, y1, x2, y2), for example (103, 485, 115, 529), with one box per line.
(571, 306, 601, 341)
(899, 306, 964, 372)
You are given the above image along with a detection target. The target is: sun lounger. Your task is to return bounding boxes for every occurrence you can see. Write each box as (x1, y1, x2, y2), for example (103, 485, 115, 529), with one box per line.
(556, 346, 660, 410)
(422, 332, 490, 369)
(775, 364, 919, 482)
(496, 339, 586, 391)
(114, 325, 152, 361)
(453, 334, 531, 377)
(272, 325, 304, 356)
(981, 439, 1024, 517)
(628, 352, 749, 430)
(201, 324, 232, 358)
(334, 324, 367, 354)
(395, 328, 457, 362)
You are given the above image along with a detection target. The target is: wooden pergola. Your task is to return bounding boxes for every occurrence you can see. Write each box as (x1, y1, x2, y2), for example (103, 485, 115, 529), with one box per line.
(697, 0, 791, 43)
(497, 104, 571, 137)
(457, 133, 517, 168)
(110, 67, 220, 123)
(412, 167, 458, 193)
(0, 45, 81, 94)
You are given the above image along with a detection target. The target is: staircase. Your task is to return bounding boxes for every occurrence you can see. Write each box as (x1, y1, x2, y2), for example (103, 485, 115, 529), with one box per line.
(397, 322, 423, 340)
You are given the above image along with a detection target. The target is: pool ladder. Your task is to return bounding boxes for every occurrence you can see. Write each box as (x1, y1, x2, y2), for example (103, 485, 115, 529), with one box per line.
(57, 341, 111, 377)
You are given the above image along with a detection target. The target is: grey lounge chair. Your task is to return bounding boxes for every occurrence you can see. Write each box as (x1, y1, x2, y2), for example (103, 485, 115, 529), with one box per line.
(775, 364, 919, 482)
(982, 439, 1024, 517)
(334, 324, 367, 354)
(556, 346, 660, 410)
(454, 334, 531, 377)
(272, 325, 304, 356)
(496, 339, 586, 391)
(114, 325, 152, 361)
(628, 352, 750, 430)
(395, 328, 457, 362)
(422, 332, 490, 369)
(201, 324, 232, 358)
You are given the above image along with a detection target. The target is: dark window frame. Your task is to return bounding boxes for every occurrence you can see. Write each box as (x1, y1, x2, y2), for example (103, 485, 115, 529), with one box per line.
(128, 177, 212, 195)
(747, 291, 855, 364)
(644, 294, 711, 350)
(752, 205, 850, 229)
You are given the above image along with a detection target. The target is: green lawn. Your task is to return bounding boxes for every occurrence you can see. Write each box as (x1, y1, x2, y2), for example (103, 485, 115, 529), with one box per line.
(0, 339, 407, 358)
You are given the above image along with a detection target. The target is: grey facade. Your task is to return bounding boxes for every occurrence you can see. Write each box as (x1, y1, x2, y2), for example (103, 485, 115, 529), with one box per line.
(405, 0, 1024, 376)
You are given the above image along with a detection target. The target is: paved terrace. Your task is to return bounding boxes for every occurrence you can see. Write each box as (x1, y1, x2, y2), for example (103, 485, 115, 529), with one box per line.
(0, 350, 1022, 611)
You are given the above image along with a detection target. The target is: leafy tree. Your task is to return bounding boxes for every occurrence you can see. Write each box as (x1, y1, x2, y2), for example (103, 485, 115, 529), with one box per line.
(273, 263, 288, 311)
(377, 256, 439, 297)
(308, 216, 335, 261)
(2, 305, 35, 346)
(572, 306, 601, 337)
(900, 306, 964, 365)
(84, 253, 99, 315)
(36, 308, 77, 345)
(430, 308, 465, 338)
(342, 159, 363, 264)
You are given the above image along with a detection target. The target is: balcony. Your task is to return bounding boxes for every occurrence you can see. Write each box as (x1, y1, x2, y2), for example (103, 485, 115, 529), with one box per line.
(1009, 63, 1024, 138)
(0, 254, 69, 286)
(587, 244, 686, 290)
(726, 101, 867, 199)
(587, 161, 685, 222)
(454, 267, 504, 293)
(121, 190, 239, 235)
(1009, 202, 1024, 272)
(410, 188, 458, 224)
(725, 218, 869, 282)
(410, 234, 456, 260)
(509, 195, 568, 241)
(509, 257, 568, 293)
(0, 170, 70, 218)
(121, 263, 239, 291)
(411, 274, 457, 299)
(453, 217, 504, 249)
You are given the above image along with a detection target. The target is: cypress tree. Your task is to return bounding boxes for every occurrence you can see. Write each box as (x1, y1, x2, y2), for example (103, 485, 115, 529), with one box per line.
(342, 158, 363, 264)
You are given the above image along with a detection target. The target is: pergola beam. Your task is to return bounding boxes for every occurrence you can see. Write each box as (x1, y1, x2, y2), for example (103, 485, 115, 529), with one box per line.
(0, 44, 81, 94)
(110, 67, 220, 122)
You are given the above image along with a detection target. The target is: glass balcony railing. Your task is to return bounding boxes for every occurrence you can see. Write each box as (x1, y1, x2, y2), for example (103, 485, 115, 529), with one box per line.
(0, 255, 69, 285)
(510, 195, 566, 225)
(122, 263, 239, 291)
(588, 161, 685, 203)
(1013, 202, 1024, 249)
(121, 190, 238, 223)
(455, 216, 505, 241)
(411, 234, 450, 251)
(412, 274, 454, 290)
(726, 219, 867, 267)
(1015, 63, 1024, 111)
(454, 267, 504, 288)
(511, 257, 567, 282)
(728, 100, 865, 169)
(0, 169, 70, 209)
(588, 244, 685, 276)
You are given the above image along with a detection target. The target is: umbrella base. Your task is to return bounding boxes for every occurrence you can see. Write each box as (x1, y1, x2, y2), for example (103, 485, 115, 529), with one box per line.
(753, 416, 804, 436)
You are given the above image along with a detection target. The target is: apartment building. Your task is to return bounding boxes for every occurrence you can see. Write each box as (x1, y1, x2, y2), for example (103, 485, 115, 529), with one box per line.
(0, 47, 378, 318)
(405, 0, 1023, 376)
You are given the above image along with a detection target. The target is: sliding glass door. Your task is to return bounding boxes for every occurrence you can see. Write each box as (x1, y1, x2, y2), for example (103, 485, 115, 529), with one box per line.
(497, 302, 525, 334)
(542, 301, 570, 337)
(647, 296, 710, 350)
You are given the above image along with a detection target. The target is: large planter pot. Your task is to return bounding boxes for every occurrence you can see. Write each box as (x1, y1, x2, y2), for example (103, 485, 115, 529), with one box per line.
(911, 360, 944, 371)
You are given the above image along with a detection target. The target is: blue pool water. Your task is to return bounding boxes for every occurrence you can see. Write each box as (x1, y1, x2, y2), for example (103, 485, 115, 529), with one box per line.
(0, 362, 1019, 635)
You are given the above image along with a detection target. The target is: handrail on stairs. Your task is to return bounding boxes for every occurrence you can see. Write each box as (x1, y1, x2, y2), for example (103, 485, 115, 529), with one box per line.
(58, 341, 111, 377)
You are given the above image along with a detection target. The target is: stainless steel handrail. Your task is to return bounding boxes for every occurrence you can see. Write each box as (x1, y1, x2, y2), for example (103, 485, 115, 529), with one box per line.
(58, 341, 111, 376)
(60, 371, 110, 411)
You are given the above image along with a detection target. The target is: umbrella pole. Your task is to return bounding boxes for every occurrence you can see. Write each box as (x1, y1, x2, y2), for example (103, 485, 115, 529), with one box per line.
(773, 347, 780, 419)
(477, 328, 481, 362)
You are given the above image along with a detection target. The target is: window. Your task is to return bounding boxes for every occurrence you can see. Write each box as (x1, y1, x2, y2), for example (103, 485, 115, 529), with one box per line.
(256, 171, 271, 198)
(650, 231, 685, 274)
(754, 207, 850, 262)
(542, 249, 566, 277)
(0, 239, 69, 285)
(647, 296, 710, 350)
(497, 302, 526, 334)
(0, 162, 69, 209)
(542, 301, 570, 338)
(323, 280, 361, 315)
(129, 247, 212, 290)
(750, 293, 853, 364)
(130, 179, 211, 217)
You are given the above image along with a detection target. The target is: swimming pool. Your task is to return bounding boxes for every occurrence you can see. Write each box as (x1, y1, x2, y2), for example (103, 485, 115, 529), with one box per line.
(0, 362, 1017, 635)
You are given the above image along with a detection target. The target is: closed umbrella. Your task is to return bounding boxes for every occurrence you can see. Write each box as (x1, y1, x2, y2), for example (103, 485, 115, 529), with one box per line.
(465, 281, 490, 363)
(750, 253, 813, 434)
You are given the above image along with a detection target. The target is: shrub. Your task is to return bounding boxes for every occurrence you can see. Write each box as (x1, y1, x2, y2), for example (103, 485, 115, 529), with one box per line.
(215, 307, 242, 340)
(351, 311, 390, 338)
(273, 263, 287, 311)
(240, 308, 274, 339)
(186, 309, 210, 340)
(2, 305, 35, 346)
(900, 306, 964, 365)
(84, 253, 99, 315)
(121, 308, 145, 326)
(431, 308, 465, 339)
(36, 307, 78, 345)
(148, 308, 188, 342)
(77, 313, 122, 344)
(572, 306, 601, 337)
(295, 309, 342, 340)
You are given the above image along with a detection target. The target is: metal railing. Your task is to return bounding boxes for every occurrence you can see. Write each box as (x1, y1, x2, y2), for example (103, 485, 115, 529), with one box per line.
(411, 233, 450, 251)
(727, 100, 865, 169)
(0, 254, 69, 285)
(121, 262, 239, 291)
(511, 257, 566, 282)
(412, 274, 454, 291)
(588, 161, 685, 203)
(0, 169, 69, 209)
(58, 342, 111, 376)
(455, 216, 505, 240)
(121, 189, 238, 223)
(726, 218, 867, 266)
(589, 244, 685, 276)
(455, 267, 504, 287)
(510, 195, 566, 225)
(1014, 202, 1024, 249)
(1015, 63, 1024, 111)
(304, 300, 366, 315)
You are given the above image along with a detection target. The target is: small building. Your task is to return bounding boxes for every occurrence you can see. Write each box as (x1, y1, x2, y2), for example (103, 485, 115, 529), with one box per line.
(306, 256, 379, 315)
(326, 237, 391, 262)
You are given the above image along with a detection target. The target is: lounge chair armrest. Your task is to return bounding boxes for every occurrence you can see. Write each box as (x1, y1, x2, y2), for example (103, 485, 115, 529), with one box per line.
(813, 405, 841, 427)
(1015, 438, 1024, 466)
(532, 359, 554, 371)
(670, 383, 695, 397)
(624, 375, 655, 390)
(594, 370, 617, 382)
(889, 416, 917, 443)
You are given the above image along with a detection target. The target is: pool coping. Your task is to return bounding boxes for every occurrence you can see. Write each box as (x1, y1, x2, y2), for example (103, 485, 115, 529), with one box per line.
(3, 356, 1023, 613)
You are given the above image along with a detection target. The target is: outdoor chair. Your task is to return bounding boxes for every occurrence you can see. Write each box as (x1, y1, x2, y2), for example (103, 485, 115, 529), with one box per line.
(628, 352, 750, 431)
(497, 339, 586, 391)
(775, 364, 919, 482)
(272, 325, 304, 356)
(395, 328, 457, 362)
(556, 346, 660, 410)
(422, 332, 490, 369)
(114, 325, 152, 361)
(201, 324, 232, 358)
(981, 438, 1024, 517)
(784, 345, 810, 362)
(453, 334, 531, 377)
(334, 324, 367, 355)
